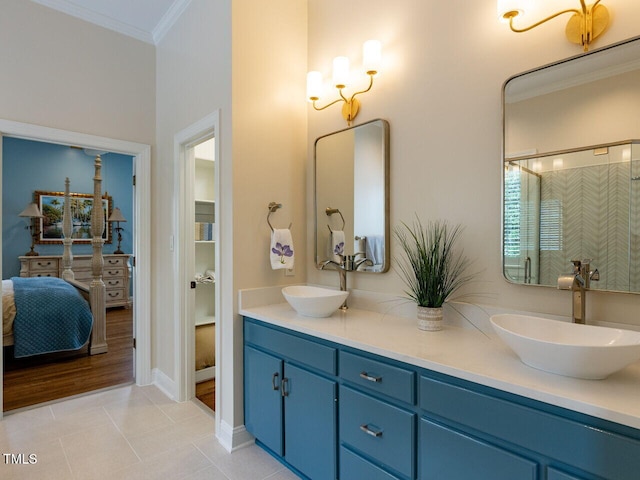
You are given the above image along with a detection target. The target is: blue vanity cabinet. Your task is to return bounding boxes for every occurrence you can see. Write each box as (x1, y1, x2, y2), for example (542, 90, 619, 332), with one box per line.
(244, 319, 338, 480)
(244, 346, 284, 456)
(244, 317, 640, 480)
(338, 350, 416, 479)
(418, 375, 640, 480)
(419, 417, 538, 479)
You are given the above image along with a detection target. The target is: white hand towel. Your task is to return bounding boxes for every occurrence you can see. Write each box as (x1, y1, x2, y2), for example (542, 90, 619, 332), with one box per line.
(331, 230, 346, 263)
(271, 229, 295, 270)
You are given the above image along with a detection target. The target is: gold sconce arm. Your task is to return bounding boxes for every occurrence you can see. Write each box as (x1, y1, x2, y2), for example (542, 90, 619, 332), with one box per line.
(500, 1, 609, 52)
(311, 74, 375, 126)
(308, 40, 380, 126)
(505, 9, 581, 33)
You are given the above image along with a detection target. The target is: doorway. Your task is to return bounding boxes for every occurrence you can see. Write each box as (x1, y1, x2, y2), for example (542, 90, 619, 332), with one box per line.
(2, 139, 136, 411)
(0, 119, 151, 419)
(174, 112, 220, 419)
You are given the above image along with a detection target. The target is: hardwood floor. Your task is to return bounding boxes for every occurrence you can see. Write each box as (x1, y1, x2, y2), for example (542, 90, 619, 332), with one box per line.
(3, 307, 134, 411)
(196, 378, 215, 411)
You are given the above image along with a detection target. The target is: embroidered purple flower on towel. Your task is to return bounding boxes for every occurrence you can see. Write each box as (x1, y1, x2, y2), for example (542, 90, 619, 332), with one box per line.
(272, 242, 294, 264)
(334, 242, 344, 256)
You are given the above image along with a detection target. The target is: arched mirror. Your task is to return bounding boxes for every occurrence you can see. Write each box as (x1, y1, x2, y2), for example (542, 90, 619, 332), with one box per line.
(502, 36, 640, 293)
(314, 119, 390, 273)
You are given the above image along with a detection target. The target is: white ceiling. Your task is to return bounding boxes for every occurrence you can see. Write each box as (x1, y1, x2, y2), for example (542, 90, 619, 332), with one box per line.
(31, 0, 191, 45)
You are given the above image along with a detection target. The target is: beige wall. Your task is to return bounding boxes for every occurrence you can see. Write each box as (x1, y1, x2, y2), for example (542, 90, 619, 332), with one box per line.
(231, 0, 308, 427)
(306, 0, 640, 327)
(154, 0, 232, 389)
(0, 0, 155, 143)
(156, 0, 307, 432)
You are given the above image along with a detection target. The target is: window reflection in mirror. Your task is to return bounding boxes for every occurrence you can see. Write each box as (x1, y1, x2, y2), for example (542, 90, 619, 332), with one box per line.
(314, 119, 390, 273)
(503, 36, 640, 293)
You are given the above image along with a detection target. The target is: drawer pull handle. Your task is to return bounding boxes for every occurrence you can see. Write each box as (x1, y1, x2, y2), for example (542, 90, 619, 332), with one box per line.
(281, 377, 289, 397)
(271, 372, 280, 391)
(359, 372, 382, 383)
(360, 424, 383, 438)
(108, 259, 118, 264)
(37, 261, 52, 267)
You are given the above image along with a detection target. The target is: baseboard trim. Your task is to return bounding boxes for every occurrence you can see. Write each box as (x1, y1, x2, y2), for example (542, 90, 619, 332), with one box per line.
(216, 420, 255, 453)
(152, 368, 177, 401)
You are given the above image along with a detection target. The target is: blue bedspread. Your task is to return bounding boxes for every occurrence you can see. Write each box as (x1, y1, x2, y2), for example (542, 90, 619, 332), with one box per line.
(11, 277, 93, 358)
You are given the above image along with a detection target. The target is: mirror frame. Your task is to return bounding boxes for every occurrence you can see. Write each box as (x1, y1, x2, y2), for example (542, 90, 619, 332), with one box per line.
(501, 35, 640, 293)
(314, 118, 390, 273)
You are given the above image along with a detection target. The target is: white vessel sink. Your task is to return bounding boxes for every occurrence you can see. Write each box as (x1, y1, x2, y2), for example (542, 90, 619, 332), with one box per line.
(490, 314, 640, 379)
(282, 285, 348, 318)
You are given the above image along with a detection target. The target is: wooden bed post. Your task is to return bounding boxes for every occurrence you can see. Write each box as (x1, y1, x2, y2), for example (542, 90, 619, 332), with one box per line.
(89, 155, 108, 355)
(61, 177, 74, 281)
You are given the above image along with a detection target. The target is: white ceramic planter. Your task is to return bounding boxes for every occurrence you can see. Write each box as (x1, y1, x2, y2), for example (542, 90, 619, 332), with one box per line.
(417, 306, 443, 331)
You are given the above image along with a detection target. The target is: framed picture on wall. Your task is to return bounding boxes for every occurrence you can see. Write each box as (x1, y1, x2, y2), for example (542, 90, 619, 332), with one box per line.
(35, 190, 113, 244)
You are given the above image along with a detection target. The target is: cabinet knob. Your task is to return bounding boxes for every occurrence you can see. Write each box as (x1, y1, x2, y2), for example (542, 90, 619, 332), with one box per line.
(359, 371, 382, 383)
(360, 424, 383, 438)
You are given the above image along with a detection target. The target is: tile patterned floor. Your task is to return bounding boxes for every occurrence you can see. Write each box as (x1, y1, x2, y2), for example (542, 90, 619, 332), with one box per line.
(0, 385, 300, 480)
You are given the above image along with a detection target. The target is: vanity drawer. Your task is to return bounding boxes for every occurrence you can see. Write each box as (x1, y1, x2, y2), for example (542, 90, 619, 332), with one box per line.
(419, 375, 640, 479)
(27, 258, 58, 273)
(244, 320, 336, 375)
(340, 350, 415, 404)
(340, 385, 415, 479)
(420, 418, 538, 480)
(340, 446, 402, 480)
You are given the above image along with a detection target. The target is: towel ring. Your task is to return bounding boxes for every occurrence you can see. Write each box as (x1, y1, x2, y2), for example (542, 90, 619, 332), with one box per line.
(267, 202, 292, 232)
(326, 207, 345, 233)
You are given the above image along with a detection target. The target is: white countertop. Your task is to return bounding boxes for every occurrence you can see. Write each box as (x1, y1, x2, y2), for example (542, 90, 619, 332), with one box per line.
(240, 300, 640, 430)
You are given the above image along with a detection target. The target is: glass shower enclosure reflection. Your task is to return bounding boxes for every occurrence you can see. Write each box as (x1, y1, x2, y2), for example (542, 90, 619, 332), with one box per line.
(503, 141, 640, 293)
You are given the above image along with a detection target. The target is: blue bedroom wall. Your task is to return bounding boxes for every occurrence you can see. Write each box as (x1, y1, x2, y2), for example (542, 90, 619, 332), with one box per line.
(2, 137, 134, 279)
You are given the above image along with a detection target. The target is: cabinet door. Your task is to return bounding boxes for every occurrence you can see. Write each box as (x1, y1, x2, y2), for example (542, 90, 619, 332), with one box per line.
(244, 346, 283, 456)
(420, 418, 538, 480)
(547, 468, 586, 480)
(284, 363, 337, 480)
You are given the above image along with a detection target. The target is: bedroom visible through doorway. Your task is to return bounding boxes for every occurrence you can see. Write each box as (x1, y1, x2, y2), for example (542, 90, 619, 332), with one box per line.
(1, 137, 136, 412)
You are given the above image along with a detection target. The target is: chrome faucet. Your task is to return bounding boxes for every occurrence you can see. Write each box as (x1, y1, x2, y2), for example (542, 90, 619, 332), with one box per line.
(319, 254, 373, 310)
(557, 259, 599, 324)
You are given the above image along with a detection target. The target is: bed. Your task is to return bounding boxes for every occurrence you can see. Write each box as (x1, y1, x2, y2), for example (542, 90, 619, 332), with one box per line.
(2, 156, 108, 356)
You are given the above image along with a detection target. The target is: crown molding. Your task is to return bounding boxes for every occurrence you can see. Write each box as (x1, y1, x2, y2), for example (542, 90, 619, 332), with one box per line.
(31, 0, 192, 45)
(152, 0, 192, 45)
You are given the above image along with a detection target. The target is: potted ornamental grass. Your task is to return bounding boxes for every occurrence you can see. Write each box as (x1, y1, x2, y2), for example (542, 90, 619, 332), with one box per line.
(394, 218, 475, 331)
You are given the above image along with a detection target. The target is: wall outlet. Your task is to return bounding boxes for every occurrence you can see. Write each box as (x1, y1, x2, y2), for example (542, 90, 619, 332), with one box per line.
(285, 266, 295, 277)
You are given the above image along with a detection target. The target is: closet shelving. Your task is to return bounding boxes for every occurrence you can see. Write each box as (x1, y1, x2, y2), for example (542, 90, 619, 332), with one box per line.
(194, 156, 216, 384)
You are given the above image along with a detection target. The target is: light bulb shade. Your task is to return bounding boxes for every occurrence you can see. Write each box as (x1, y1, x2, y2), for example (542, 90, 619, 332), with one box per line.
(497, 0, 529, 20)
(363, 40, 381, 74)
(19, 203, 44, 218)
(306, 71, 323, 100)
(108, 207, 127, 223)
(332, 56, 350, 88)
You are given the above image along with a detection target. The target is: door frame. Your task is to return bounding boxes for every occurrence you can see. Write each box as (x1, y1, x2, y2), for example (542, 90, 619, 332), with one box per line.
(0, 119, 152, 419)
(173, 111, 221, 422)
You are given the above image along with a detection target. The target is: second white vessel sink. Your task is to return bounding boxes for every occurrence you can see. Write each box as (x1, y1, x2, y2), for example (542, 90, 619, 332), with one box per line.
(282, 285, 348, 318)
(490, 314, 640, 379)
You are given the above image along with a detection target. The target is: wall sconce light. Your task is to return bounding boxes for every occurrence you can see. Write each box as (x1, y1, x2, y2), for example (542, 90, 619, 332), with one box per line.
(307, 40, 381, 126)
(19, 202, 45, 256)
(108, 207, 127, 254)
(497, 0, 609, 51)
